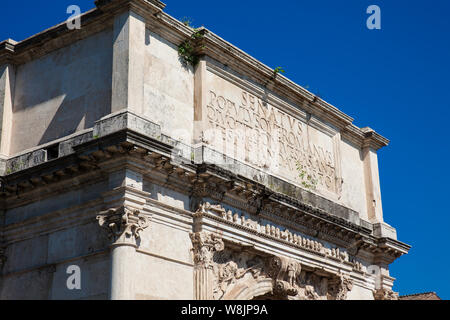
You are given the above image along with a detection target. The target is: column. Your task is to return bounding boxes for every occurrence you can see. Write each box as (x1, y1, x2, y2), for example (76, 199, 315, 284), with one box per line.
(98, 169, 148, 300)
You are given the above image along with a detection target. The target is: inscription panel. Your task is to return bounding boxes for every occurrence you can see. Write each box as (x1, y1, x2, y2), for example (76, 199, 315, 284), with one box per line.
(199, 65, 342, 197)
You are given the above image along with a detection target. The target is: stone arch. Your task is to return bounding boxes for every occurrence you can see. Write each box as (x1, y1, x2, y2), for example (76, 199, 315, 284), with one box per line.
(222, 277, 274, 300)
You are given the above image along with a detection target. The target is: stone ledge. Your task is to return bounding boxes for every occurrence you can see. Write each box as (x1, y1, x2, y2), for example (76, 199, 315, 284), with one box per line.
(0, 111, 399, 245)
(1, 2, 389, 152)
(373, 223, 398, 240)
(196, 146, 361, 227)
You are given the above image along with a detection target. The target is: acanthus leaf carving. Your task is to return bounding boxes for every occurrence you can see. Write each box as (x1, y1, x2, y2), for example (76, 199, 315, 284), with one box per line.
(327, 273, 353, 300)
(97, 206, 150, 245)
(190, 232, 225, 269)
(373, 288, 399, 301)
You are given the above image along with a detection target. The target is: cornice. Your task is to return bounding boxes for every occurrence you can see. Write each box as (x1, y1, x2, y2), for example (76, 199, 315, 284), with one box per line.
(195, 204, 368, 276)
(0, 8, 111, 66)
(0, 119, 409, 264)
(361, 127, 390, 150)
(96, 0, 166, 12)
(95, 0, 166, 20)
(0, 0, 389, 150)
(0, 39, 17, 64)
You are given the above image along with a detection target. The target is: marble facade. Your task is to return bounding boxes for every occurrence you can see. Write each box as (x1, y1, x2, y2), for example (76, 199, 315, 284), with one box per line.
(0, 0, 410, 300)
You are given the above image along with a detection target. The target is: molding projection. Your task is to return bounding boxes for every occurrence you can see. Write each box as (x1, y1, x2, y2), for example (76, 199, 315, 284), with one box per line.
(195, 203, 353, 265)
(0, 111, 410, 262)
(0, 0, 388, 151)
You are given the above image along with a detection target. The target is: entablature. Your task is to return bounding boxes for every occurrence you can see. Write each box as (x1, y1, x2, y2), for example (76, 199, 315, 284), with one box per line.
(0, 111, 410, 265)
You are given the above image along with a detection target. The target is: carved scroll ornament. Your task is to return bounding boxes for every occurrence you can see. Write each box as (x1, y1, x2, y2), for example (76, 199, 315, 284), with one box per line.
(327, 273, 353, 300)
(97, 206, 150, 244)
(190, 232, 225, 269)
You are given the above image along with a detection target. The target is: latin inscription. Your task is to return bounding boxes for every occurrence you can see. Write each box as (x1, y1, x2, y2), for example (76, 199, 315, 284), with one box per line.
(204, 89, 339, 193)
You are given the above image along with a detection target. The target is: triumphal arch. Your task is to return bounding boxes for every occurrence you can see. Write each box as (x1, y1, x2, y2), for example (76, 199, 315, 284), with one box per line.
(0, 0, 410, 300)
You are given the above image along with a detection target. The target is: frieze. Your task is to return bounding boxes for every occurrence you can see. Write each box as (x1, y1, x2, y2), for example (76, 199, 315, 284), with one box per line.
(195, 203, 365, 271)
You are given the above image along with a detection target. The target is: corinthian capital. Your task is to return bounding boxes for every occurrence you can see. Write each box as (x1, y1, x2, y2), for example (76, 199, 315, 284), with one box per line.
(327, 273, 353, 300)
(97, 206, 150, 245)
(190, 232, 225, 269)
(373, 288, 399, 301)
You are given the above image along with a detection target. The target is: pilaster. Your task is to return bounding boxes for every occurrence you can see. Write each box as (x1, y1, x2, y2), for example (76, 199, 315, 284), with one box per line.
(362, 128, 388, 223)
(0, 41, 16, 158)
(111, 9, 146, 114)
(190, 231, 224, 300)
(98, 168, 151, 300)
(194, 58, 207, 145)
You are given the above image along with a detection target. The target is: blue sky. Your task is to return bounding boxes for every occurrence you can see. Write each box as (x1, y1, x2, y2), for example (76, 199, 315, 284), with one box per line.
(1, 0, 449, 299)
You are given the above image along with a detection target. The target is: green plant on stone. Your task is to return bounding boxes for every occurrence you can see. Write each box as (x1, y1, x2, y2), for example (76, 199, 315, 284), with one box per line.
(274, 66, 285, 77)
(178, 28, 205, 67)
(181, 17, 194, 28)
(296, 162, 318, 191)
(5, 161, 23, 175)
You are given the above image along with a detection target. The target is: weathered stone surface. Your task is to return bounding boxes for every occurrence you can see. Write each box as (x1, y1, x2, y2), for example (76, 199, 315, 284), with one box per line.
(5, 149, 47, 174)
(9, 29, 113, 155)
(93, 111, 161, 139)
(59, 131, 93, 157)
(0, 0, 409, 300)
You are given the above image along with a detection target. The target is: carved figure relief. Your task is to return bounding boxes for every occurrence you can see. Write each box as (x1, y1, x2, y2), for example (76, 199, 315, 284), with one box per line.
(195, 203, 361, 271)
(191, 231, 354, 300)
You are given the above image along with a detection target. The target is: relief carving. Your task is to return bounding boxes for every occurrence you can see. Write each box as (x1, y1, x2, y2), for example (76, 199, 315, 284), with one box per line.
(327, 273, 353, 300)
(204, 89, 340, 194)
(97, 206, 150, 245)
(190, 232, 225, 269)
(196, 203, 357, 269)
(373, 288, 399, 301)
(191, 231, 354, 300)
(268, 256, 300, 297)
